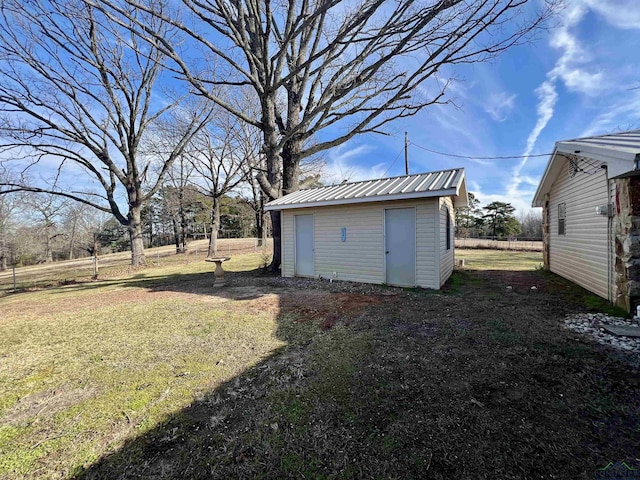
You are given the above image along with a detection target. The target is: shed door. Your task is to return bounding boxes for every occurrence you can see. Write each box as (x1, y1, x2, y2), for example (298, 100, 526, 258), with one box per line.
(295, 214, 314, 277)
(385, 208, 416, 286)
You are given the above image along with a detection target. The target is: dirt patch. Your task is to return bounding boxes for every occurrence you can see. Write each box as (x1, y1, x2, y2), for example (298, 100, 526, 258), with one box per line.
(4, 386, 96, 426)
(474, 269, 548, 293)
(277, 291, 389, 328)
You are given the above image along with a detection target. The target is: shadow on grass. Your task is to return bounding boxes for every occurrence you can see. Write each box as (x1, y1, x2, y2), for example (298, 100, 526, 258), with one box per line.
(35, 266, 279, 302)
(69, 267, 640, 479)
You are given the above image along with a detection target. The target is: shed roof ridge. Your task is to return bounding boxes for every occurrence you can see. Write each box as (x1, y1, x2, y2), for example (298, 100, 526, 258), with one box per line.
(294, 168, 462, 193)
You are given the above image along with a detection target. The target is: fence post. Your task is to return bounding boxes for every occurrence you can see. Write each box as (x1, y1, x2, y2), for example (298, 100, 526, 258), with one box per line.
(12, 266, 16, 291)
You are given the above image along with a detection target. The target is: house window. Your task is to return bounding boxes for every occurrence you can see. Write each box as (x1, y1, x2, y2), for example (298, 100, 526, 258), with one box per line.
(446, 207, 451, 250)
(558, 203, 566, 235)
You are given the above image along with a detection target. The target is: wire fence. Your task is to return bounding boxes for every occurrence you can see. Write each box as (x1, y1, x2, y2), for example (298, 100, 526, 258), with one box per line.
(455, 237, 543, 251)
(0, 238, 273, 294)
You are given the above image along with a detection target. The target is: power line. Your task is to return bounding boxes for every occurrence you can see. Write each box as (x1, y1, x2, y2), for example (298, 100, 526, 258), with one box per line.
(382, 147, 405, 177)
(408, 141, 553, 161)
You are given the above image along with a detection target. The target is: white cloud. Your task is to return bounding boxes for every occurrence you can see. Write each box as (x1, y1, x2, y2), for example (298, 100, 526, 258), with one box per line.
(430, 103, 488, 154)
(483, 92, 517, 122)
(584, 0, 640, 29)
(523, 80, 558, 160)
(580, 90, 640, 136)
(511, 0, 604, 201)
(548, 22, 604, 97)
(322, 143, 387, 184)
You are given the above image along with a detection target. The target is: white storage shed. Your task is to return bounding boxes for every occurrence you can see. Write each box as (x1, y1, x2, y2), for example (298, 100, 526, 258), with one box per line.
(265, 169, 468, 289)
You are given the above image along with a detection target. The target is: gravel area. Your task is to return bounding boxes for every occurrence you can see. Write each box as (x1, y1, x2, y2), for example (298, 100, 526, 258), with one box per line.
(564, 313, 640, 365)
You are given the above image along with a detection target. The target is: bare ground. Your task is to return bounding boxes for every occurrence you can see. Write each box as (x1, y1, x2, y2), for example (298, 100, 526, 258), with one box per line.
(68, 267, 640, 480)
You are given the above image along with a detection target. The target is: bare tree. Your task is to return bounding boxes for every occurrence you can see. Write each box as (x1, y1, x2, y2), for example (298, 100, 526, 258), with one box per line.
(145, 114, 202, 253)
(0, 0, 210, 266)
(187, 109, 250, 257)
(95, 0, 553, 270)
(241, 159, 270, 248)
(163, 158, 198, 254)
(519, 209, 543, 238)
(22, 194, 68, 263)
(0, 167, 21, 270)
(60, 203, 108, 260)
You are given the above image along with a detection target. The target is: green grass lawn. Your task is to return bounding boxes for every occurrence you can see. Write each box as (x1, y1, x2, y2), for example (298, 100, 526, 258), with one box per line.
(456, 248, 543, 270)
(1, 248, 638, 479)
(0, 253, 280, 477)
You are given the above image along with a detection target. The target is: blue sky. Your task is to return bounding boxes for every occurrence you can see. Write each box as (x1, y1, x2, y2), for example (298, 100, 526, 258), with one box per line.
(321, 0, 640, 213)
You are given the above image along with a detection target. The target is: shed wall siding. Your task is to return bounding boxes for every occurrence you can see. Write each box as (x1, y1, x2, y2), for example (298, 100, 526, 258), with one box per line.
(282, 212, 295, 278)
(548, 159, 610, 299)
(416, 200, 439, 289)
(314, 203, 384, 284)
(280, 199, 439, 288)
(439, 197, 455, 286)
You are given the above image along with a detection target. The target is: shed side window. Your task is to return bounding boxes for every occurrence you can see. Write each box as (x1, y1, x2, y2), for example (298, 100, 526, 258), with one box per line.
(446, 207, 451, 250)
(558, 203, 566, 235)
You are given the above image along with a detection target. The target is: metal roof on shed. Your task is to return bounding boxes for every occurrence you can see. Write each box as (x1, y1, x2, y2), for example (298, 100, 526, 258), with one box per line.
(265, 168, 467, 211)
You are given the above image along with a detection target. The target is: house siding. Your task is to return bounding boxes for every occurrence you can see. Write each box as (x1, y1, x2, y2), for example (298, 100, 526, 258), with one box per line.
(281, 198, 440, 288)
(439, 197, 455, 286)
(548, 159, 611, 300)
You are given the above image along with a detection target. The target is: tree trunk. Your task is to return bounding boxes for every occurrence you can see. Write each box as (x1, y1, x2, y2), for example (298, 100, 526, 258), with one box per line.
(269, 210, 281, 271)
(179, 203, 188, 253)
(45, 227, 53, 263)
(255, 210, 263, 247)
(207, 197, 220, 257)
(92, 234, 100, 280)
(262, 210, 268, 247)
(68, 216, 77, 260)
(148, 220, 154, 247)
(268, 136, 302, 272)
(128, 206, 146, 266)
(257, 192, 267, 247)
(0, 230, 6, 271)
(171, 215, 182, 253)
(261, 97, 283, 271)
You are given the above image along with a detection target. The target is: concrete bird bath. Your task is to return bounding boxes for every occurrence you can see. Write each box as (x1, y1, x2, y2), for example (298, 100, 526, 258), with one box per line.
(205, 256, 231, 287)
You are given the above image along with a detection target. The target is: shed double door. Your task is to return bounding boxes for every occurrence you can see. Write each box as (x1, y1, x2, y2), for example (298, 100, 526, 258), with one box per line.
(385, 208, 416, 287)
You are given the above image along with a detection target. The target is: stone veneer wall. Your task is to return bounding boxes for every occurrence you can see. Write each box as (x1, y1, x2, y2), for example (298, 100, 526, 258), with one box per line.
(613, 176, 640, 313)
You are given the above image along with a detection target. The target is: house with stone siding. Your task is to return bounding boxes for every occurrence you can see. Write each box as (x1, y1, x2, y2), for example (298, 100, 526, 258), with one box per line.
(533, 130, 640, 313)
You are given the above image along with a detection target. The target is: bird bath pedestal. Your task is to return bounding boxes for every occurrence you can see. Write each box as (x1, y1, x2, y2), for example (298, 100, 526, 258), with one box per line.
(205, 257, 231, 287)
